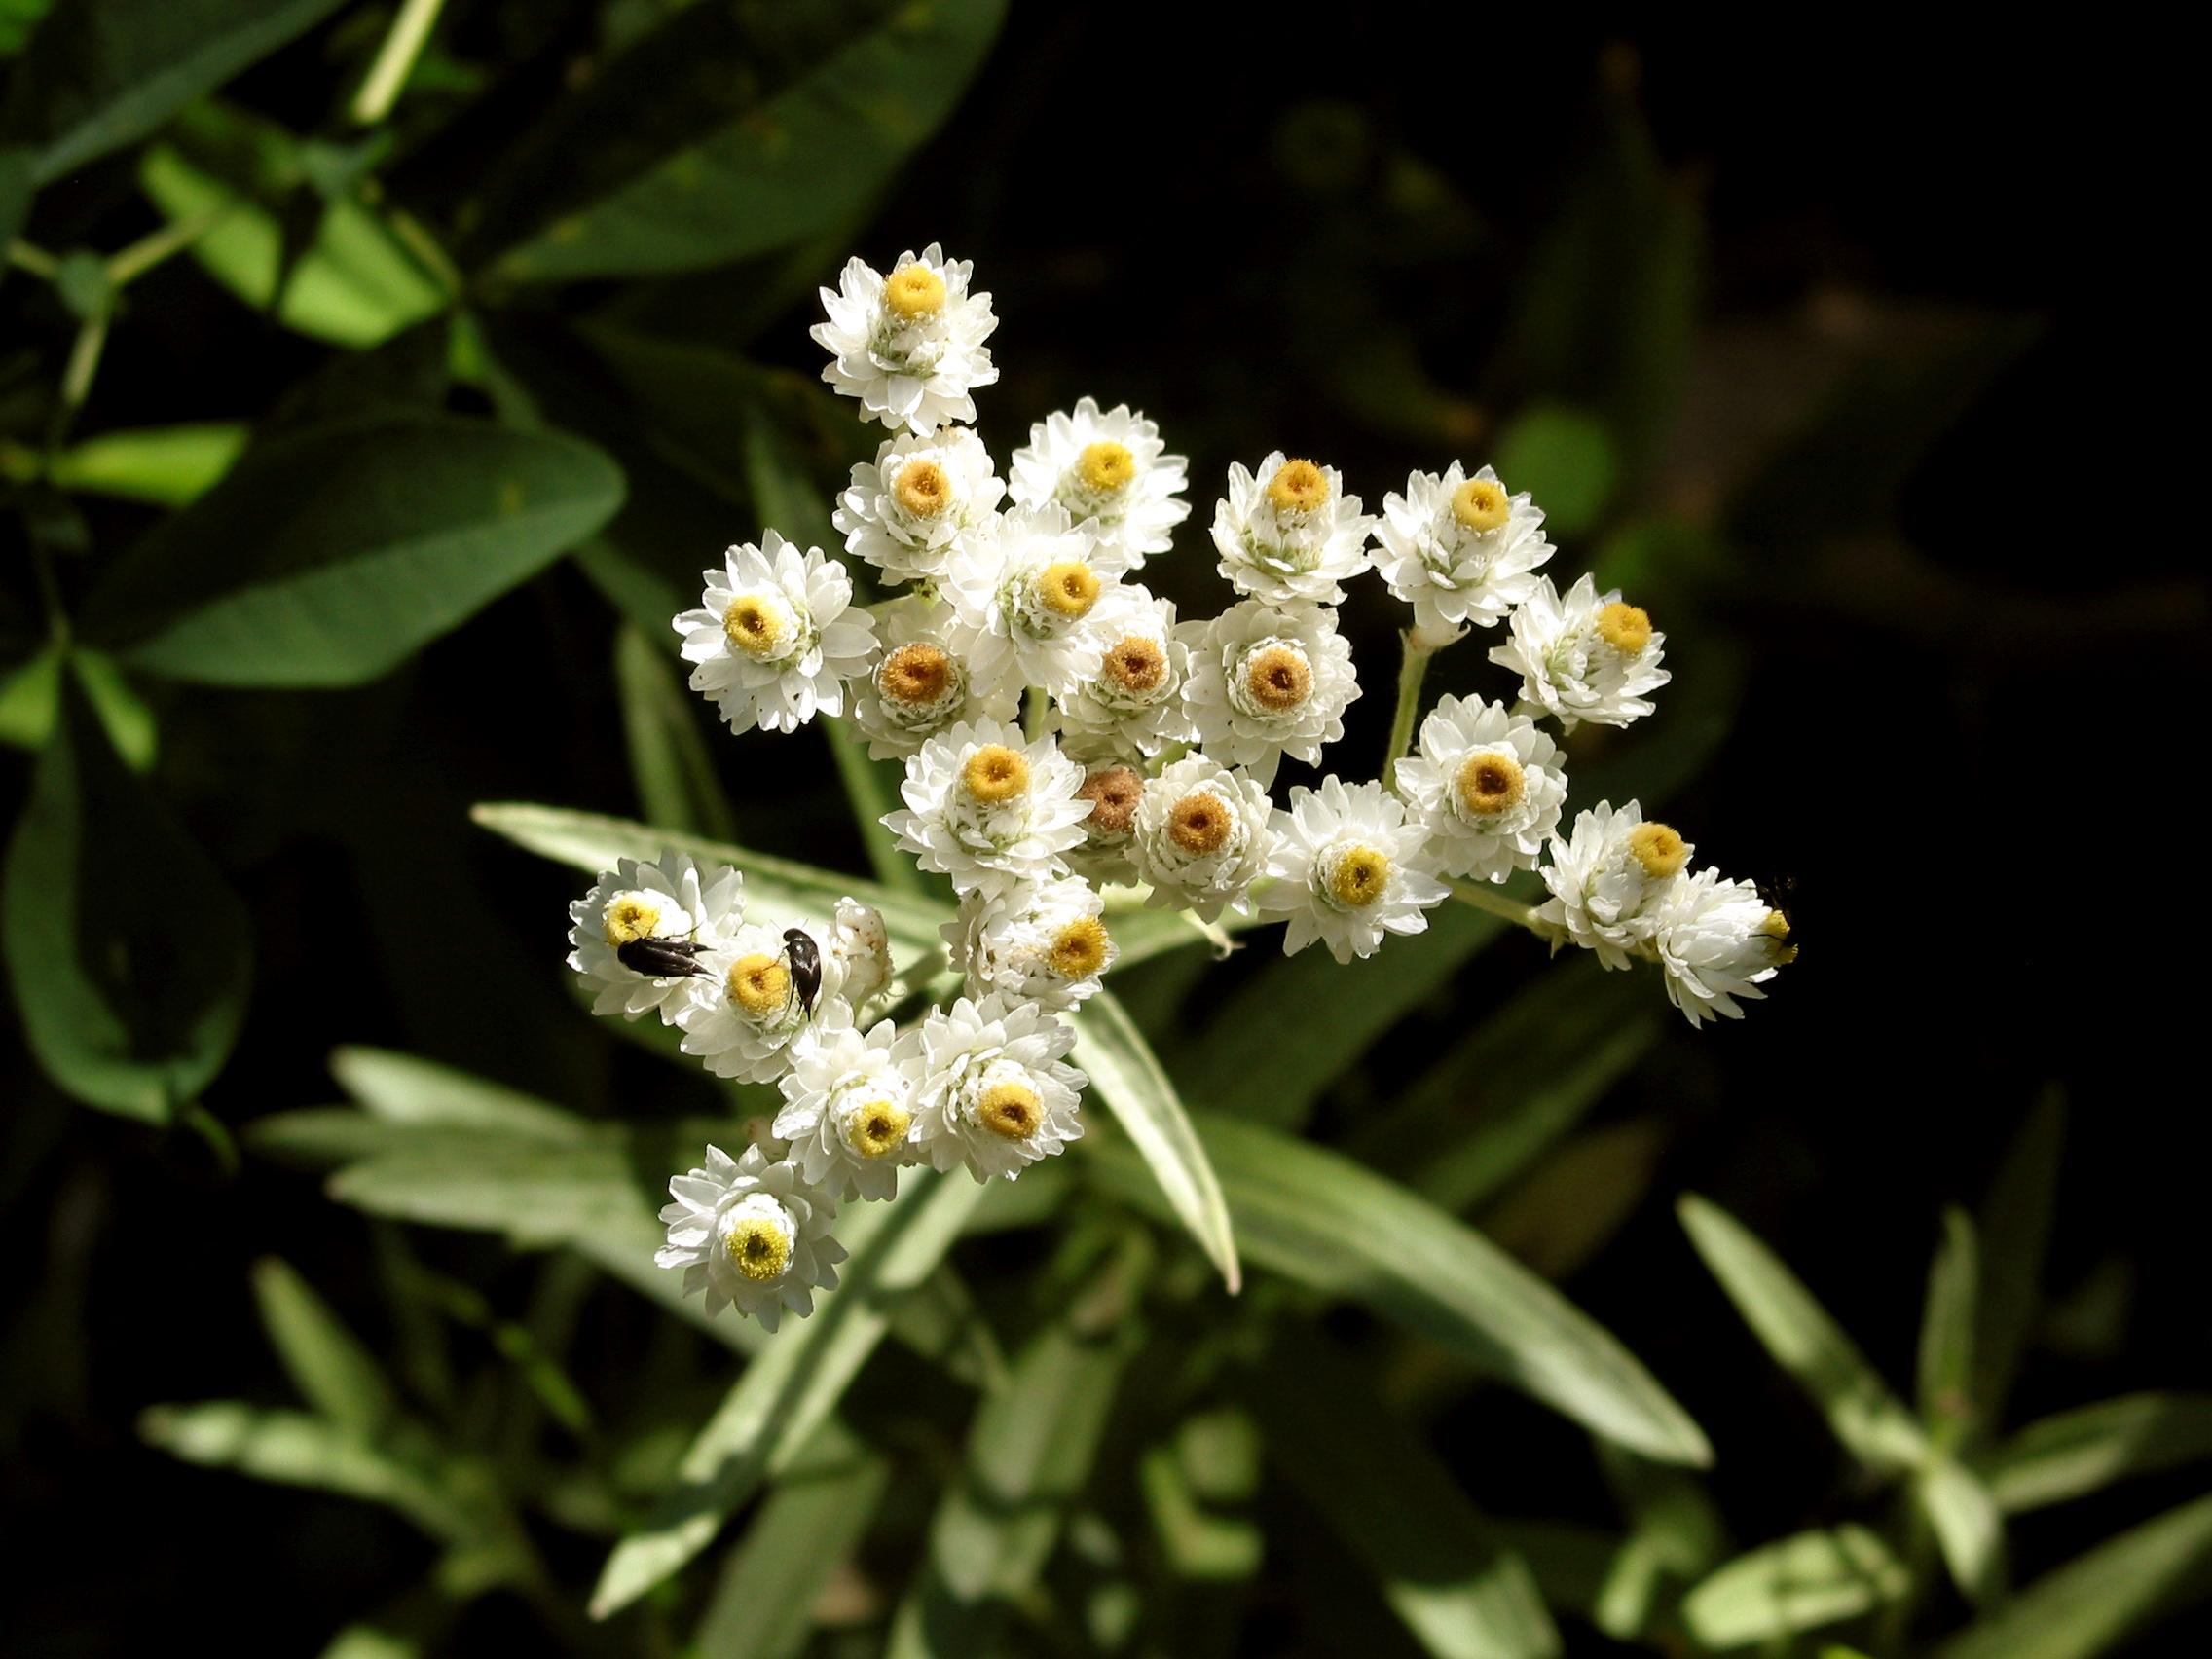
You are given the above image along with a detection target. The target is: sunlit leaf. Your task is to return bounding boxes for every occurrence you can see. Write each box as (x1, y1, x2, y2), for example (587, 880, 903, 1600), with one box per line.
(330, 1045, 592, 1142)
(1986, 1392, 2212, 1514)
(0, 642, 157, 769)
(45, 422, 248, 505)
(1919, 1453, 2008, 1611)
(251, 1256, 399, 1442)
(1588, 1446, 1727, 1641)
(1679, 1526, 1907, 1649)
(1140, 1409, 1263, 1582)
(138, 1401, 465, 1538)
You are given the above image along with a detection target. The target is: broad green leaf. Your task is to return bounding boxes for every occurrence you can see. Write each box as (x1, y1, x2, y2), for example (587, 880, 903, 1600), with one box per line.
(615, 622, 739, 842)
(1247, 1330, 1560, 1659)
(591, 1168, 985, 1619)
(326, 1129, 638, 1246)
(329, 1045, 592, 1142)
(45, 422, 247, 505)
(0, 642, 157, 769)
(469, 800, 950, 958)
(692, 1419, 890, 1659)
(1, 666, 249, 1118)
(1493, 405, 1616, 538)
(495, 0, 1009, 281)
(1918, 1205, 1980, 1445)
(139, 144, 448, 348)
(1973, 1087, 2064, 1423)
(1987, 1392, 2212, 1513)
(1677, 1195, 1928, 1473)
(1679, 1526, 1907, 1649)
(0, 0, 349, 185)
(1095, 1112, 1711, 1466)
(81, 417, 621, 686)
(251, 1256, 398, 1441)
(138, 1401, 465, 1538)
(1478, 1119, 1669, 1284)
(1935, 1490, 2212, 1659)
(1070, 989, 1239, 1292)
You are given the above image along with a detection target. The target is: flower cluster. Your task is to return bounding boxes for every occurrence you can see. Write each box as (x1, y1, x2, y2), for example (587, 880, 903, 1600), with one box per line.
(566, 245, 1792, 1329)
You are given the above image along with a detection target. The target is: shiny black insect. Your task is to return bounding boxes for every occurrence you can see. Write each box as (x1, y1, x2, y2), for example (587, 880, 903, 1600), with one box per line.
(1754, 875, 1801, 953)
(616, 935, 710, 978)
(783, 928, 823, 1018)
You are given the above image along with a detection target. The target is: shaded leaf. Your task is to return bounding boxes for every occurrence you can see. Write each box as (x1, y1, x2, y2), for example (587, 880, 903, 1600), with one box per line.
(1918, 1205, 1980, 1444)
(615, 622, 739, 842)
(329, 1045, 592, 1142)
(137, 1402, 465, 1538)
(1973, 1086, 2064, 1424)
(1679, 1526, 1907, 1650)
(1987, 1392, 2212, 1514)
(0, 642, 157, 769)
(251, 1256, 398, 1441)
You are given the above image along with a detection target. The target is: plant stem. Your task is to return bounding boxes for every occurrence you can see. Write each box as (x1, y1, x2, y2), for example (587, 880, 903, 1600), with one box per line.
(1382, 629, 1433, 793)
(1449, 878, 1546, 935)
(106, 204, 232, 286)
(351, 0, 450, 126)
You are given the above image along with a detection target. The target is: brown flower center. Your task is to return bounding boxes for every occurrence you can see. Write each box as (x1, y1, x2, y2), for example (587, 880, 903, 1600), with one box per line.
(1104, 634, 1167, 694)
(976, 1081, 1043, 1140)
(1167, 792, 1234, 855)
(879, 643, 953, 708)
(1455, 751, 1527, 817)
(1242, 644, 1312, 713)
(1078, 767, 1143, 835)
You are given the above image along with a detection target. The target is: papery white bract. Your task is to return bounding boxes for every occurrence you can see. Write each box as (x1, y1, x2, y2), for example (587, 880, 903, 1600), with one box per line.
(812, 244, 998, 434)
(1534, 801, 1691, 969)
(1491, 572, 1669, 732)
(1052, 584, 1197, 758)
(827, 896, 896, 1011)
(1650, 870, 1796, 1026)
(1130, 753, 1274, 923)
(1009, 397, 1190, 570)
(834, 425, 1004, 587)
(947, 872, 1118, 1012)
(656, 1143, 846, 1329)
(903, 994, 1086, 1183)
(1261, 776, 1450, 963)
(1376, 462, 1554, 635)
(944, 502, 1126, 701)
(677, 919, 844, 1084)
(882, 718, 1093, 899)
(849, 595, 1016, 761)
(1212, 451, 1376, 606)
(676, 532, 875, 735)
(1181, 598, 1359, 788)
(774, 1013, 916, 1201)
(1393, 694, 1567, 884)
(568, 853, 743, 1021)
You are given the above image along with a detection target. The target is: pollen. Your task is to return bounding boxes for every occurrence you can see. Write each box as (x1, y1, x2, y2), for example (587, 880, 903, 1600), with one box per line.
(723, 594, 787, 657)
(1450, 477, 1511, 532)
(976, 1081, 1044, 1141)
(1078, 766, 1143, 836)
(1266, 458, 1331, 515)
(842, 1097, 913, 1159)
(893, 458, 953, 518)
(961, 744, 1031, 804)
(724, 1214, 792, 1282)
(603, 893, 661, 946)
(1103, 634, 1168, 694)
(1166, 791, 1234, 855)
(883, 263, 946, 320)
(1035, 560, 1101, 620)
(1626, 823, 1688, 880)
(1594, 602, 1653, 656)
(1242, 644, 1312, 713)
(879, 643, 954, 708)
(1046, 915, 1111, 979)
(1077, 441, 1138, 494)
(727, 952, 793, 1018)
(1328, 844, 1391, 908)
(1455, 750, 1527, 817)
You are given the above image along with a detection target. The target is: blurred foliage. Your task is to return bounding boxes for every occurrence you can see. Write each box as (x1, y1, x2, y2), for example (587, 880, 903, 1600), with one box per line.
(1, 4, 2201, 1658)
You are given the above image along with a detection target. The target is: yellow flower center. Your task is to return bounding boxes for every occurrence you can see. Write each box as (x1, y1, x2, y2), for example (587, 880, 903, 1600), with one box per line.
(884, 263, 946, 320)
(961, 744, 1031, 804)
(977, 1081, 1044, 1141)
(1450, 477, 1510, 532)
(1077, 440, 1138, 493)
(1266, 458, 1330, 515)
(1328, 845, 1391, 908)
(723, 594, 787, 657)
(893, 458, 953, 518)
(1046, 915, 1111, 979)
(1455, 751, 1527, 817)
(842, 1098, 913, 1159)
(1626, 823, 1687, 879)
(724, 1215, 791, 1281)
(1242, 644, 1312, 713)
(603, 893, 661, 946)
(1166, 791, 1233, 855)
(1103, 634, 1167, 694)
(1594, 602, 1653, 656)
(1035, 560, 1101, 620)
(727, 953, 793, 1018)
(879, 643, 953, 708)
(1078, 766, 1143, 836)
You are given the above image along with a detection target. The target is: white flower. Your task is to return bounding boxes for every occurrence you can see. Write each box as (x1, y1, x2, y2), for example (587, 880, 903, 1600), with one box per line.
(833, 426, 1004, 587)
(1392, 694, 1567, 883)
(1008, 397, 1190, 570)
(1490, 573, 1670, 732)
(827, 897, 895, 1011)
(849, 596, 1017, 760)
(568, 853, 744, 1021)
(676, 920, 844, 1085)
(1063, 761, 1146, 887)
(773, 1014, 916, 1201)
(1129, 754, 1274, 922)
(1534, 801, 1692, 970)
(1052, 584, 1197, 757)
(883, 719, 1094, 899)
(947, 873, 1118, 1012)
(1260, 776, 1450, 963)
(656, 1143, 845, 1330)
(1375, 463, 1555, 634)
(944, 503, 1125, 700)
(903, 994, 1085, 1182)
(1181, 599, 1359, 788)
(1648, 870, 1796, 1027)
(1211, 451, 1375, 606)
(811, 243, 999, 434)
(676, 532, 876, 735)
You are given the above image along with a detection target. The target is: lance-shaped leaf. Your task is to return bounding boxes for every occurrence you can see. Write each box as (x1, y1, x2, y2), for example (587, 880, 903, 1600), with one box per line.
(1986, 1392, 2212, 1513)
(1679, 1526, 1908, 1650)
(81, 417, 623, 687)
(251, 1257, 399, 1442)
(2, 665, 250, 1119)
(614, 623, 739, 843)
(329, 1045, 593, 1142)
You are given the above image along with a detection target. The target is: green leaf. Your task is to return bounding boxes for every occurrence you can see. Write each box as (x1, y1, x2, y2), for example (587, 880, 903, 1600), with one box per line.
(691, 1419, 890, 1659)
(1246, 1330, 1560, 1659)
(251, 1256, 399, 1441)
(1919, 1453, 2009, 1610)
(138, 1401, 466, 1538)
(326, 1129, 638, 1247)
(329, 1044, 593, 1142)
(1, 664, 249, 1118)
(1679, 1526, 1908, 1650)
(1069, 989, 1239, 1292)
(591, 1168, 985, 1619)
(1986, 1392, 2212, 1514)
(615, 622, 739, 842)
(1677, 1194, 1928, 1473)
(0, 642, 157, 769)
(1493, 405, 1617, 539)
(1588, 1447, 1727, 1641)
(1, 0, 350, 185)
(823, 713, 927, 897)
(884, 1265, 1006, 1391)
(0, 143, 30, 255)
(1918, 1205, 1980, 1444)
(494, 0, 1009, 281)
(81, 416, 623, 686)
(45, 422, 248, 505)
(1973, 1087, 2064, 1424)
(1140, 1409, 1263, 1582)
(1095, 1112, 1711, 1466)
(1934, 1490, 2212, 1659)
